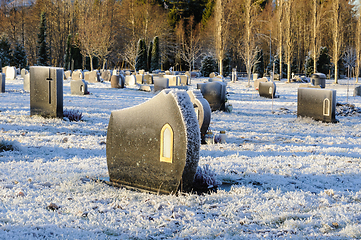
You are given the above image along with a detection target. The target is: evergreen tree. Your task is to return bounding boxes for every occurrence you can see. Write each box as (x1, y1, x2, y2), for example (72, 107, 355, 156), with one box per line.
(200, 55, 217, 77)
(150, 36, 160, 72)
(222, 57, 231, 77)
(0, 35, 12, 67)
(147, 41, 153, 72)
(64, 34, 72, 70)
(201, 0, 215, 28)
(135, 39, 147, 71)
(37, 12, 49, 66)
(253, 49, 264, 78)
(12, 43, 27, 69)
(317, 47, 331, 76)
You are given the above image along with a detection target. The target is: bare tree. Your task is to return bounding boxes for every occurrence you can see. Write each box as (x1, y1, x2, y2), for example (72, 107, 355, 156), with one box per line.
(277, 0, 284, 79)
(312, 0, 321, 74)
(356, 3, 361, 83)
(331, 0, 343, 84)
(284, 0, 294, 82)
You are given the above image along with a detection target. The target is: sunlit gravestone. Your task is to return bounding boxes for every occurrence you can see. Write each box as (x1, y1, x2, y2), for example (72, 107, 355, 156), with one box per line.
(106, 89, 200, 194)
(72, 70, 83, 80)
(297, 88, 337, 123)
(254, 77, 268, 90)
(84, 70, 100, 83)
(30, 66, 63, 118)
(258, 81, 276, 98)
(23, 73, 30, 92)
(0, 73, 5, 93)
(111, 75, 124, 88)
(71, 79, 89, 95)
(197, 81, 227, 111)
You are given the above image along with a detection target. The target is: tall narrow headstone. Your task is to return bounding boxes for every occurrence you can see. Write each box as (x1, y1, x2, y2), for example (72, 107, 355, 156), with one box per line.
(23, 73, 30, 92)
(30, 66, 63, 118)
(297, 88, 337, 123)
(106, 89, 200, 194)
(0, 73, 5, 93)
(21, 69, 28, 79)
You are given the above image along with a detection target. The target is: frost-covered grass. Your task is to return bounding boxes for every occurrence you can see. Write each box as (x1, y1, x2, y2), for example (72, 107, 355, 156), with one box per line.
(0, 78, 361, 239)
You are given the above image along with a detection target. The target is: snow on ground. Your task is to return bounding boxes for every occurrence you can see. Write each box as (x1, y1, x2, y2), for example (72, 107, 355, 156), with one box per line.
(0, 76, 361, 239)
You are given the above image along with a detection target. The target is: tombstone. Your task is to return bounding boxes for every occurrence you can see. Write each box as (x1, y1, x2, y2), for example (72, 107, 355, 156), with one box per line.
(0, 73, 5, 93)
(111, 75, 124, 88)
(21, 69, 28, 79)
(138, 69, 145, 75)
(5, 67, 16, 81)
(297, 88, 337, 123)
(71, 80, 89, 95)
(179, 75, 189, 86)
(72, 70, 83, 80)
(113, 69, 118, 76)
(311, 73, 326, 88)
(209, 72, 216, 78)
(165, 70, 170, 75)
(2, 67, 7, 74)
(84, 70, 100, 83)
(185, 71, 191, 78)
(259, 82, 276, 98)
(232, 68, 237, 82)
(125, 71, 131, 75)
(209, 77, 224, 83)
(143, 74, 153, 84)
(253, 73, 259, 81)
(23, 73, 30, 92)
(101, 70, 112, 82)
(164, 75, 179, 86)
(30, 66, 63, 118)
(187, 90, 211, 144)
(106, 89, 200, 194)
(254, 77, 268, 90)
(197, 81, 227, 111)
(64, 70, 71, 80)
(134, 74, 144, 84)
(125, 75, 136, 86)
(139, 84, 153, 92)
(273, 74, 280, 81)
(153, 78, 169, 92)
(354, 85, 361, 97)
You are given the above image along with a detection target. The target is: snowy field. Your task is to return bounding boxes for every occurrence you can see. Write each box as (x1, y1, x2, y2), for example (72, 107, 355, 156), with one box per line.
(1, 76, 361, 239)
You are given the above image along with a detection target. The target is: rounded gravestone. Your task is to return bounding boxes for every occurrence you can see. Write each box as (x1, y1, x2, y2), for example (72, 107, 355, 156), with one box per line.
(311, 73, 326, 88)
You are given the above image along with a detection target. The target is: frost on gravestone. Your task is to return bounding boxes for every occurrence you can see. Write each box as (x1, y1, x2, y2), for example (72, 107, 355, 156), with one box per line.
(153, 77, 169, 92)
(106, 89, 200, 194)
(23, 73, 30, 92)
(101, 70, 112, 82)
(0, 73, 5, 93)
(187, 90, 211, 144)
(125, 75, 136, 86)
(72, 70, 83, 80)
(297, 88, 337, 123)
(84, 70, 100, 83)
(258, 81, 276, 98)
(5, 67, 16, 81)
(197, 81, 227, 111)
(30, 66, 63, 118)
(71, 79, 89, 95)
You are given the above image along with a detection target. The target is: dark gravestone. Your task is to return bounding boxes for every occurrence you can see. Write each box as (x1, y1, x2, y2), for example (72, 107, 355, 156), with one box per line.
(0, 73, 5, 93)
(187, 90, 211, 144)
(197, 81, 227, 111)
(23, 73, 30, 92)
(111, 75, 124, 88)
(101, 70, 112, 82)
(154, 78, 169, 92)
(259, 82, 276, 98)
(84, 70, 100, 83)
(297, 88, 337, 123)
(354, 85, 361, 97)
(106, 89, 200, 194)
(71, 80, 89, 95)
(30, 66, 63, 118)
(311, 73, 326, 88)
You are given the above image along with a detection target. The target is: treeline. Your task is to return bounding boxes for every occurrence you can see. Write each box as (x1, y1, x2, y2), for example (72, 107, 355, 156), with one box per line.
(0, 0, 360, 82)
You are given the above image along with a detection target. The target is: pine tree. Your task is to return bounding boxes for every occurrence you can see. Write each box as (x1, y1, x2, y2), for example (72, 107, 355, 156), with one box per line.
(147, 41, 153, 72)
(135, 39, 147, 71)
(253, 49, 264, 78)
(150, 36, 160, 72)
(201, 55, 217, 77)
(37, 12, 49, 66)
(12, 43, 27, 69)
(0, 35, 12, 67)
(201, 0, 215, 28)
(64, 34, 72, 70)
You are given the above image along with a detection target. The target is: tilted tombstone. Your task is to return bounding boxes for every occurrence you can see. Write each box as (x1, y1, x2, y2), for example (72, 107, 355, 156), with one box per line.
(64, 70, 72, 80)
(143, 74, 153, 84)
(254, 77, 268, 90)
(153, 77, 169, 92)
(84, 70, 100, 83)
(5, 67, 16, 81)
(111, 75, 124, 88)
(101, 70, 112, 82)
(187, 90, 211, 144)
(259, 81, 276, 98)
(0, 73, 5, 93)
(164, 75, 180, 86)
(106, 89, 200, 194)
(125, 75, 136, 86)
(71, 79, 89, 95)
(297, 88, 337, 123)
(134, 74, 144, 84)
(311, 73, 326, 88)
(72, 70, 83, 80)
(354, 85, 361, 97)
(23, 73, 30, 92)
(179, 75, 189, 86)
(197, 81, 227, 111)
(30, 66, 63, 118)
